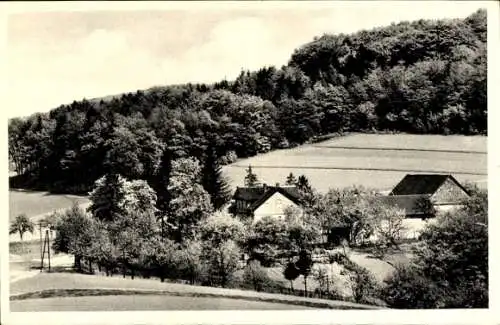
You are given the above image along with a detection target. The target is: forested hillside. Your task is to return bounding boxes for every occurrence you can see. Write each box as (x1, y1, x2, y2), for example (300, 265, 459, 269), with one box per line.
(9, 9, 486, 194)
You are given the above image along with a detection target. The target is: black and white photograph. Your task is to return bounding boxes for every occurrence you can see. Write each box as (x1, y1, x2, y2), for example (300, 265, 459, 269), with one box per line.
(2, 0, 497, 324)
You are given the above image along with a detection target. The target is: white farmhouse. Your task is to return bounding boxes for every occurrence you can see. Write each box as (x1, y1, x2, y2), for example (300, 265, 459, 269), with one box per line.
(229, 183, 303, 223)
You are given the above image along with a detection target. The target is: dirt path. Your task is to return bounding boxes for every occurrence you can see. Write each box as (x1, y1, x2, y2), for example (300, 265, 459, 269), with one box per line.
(10, 253, 74, 283)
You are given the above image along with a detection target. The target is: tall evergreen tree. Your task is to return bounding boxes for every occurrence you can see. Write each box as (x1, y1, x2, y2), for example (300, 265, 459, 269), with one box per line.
(296, 174, 315, 206)
(296, 175, 312, 193)
(154, 148, 173, 237)
(202, 143, 232, 211)
(285, 172, 297, 186)
(244, 165, 259, 187)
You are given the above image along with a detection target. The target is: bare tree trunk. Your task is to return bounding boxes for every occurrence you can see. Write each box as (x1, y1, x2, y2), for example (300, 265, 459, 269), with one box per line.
(74, 255, 82, 271)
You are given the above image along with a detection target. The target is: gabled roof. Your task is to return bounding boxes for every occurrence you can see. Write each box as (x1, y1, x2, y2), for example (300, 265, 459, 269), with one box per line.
(232, 186, 268, 202)
(248, 186, 303, 211)
(389, 174, 468, 196)
(378, 194, 430, 216)
(231, 185, 303, 213)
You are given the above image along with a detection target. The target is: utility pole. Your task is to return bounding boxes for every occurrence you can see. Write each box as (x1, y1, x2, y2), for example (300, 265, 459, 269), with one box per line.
(46, 229, 51, 272)
(40, 228, 52, 272)
(39, 222, 43, 272)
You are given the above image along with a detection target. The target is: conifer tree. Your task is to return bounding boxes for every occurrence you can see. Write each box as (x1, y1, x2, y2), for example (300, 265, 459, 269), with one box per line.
(154, 148, 173, 237)
(296, 174, 315, 207)
(244, 165, 259, 187)
(202, 144, 232, 211)
(296, 175, 312, 193)
(285, 172, 297, 186)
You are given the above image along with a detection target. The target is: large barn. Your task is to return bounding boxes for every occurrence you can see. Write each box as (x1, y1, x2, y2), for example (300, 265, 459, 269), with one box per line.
(380, 174, 470, 239)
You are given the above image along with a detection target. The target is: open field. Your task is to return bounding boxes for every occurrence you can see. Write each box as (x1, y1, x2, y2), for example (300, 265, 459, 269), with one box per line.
(223, 133, 487, 192)
(9, 190, 90, 242)
(315, 133, 486, 152)
(9, 190, 90, 222)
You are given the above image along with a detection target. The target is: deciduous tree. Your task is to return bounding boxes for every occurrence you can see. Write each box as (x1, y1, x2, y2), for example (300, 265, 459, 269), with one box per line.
(167, 157, 213, 242)
(9, 214, 34, 241)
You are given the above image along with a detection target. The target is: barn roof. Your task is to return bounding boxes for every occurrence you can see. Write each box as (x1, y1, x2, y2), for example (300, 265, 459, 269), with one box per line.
(378, 194, 429, 216)
(389, 174, 466, 196)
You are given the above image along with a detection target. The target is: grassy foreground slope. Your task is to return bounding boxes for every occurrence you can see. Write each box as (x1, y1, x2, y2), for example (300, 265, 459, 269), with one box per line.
(10, 273, 377, 311)
(223, 133, 487, 192)
(10, 295, 313, 311)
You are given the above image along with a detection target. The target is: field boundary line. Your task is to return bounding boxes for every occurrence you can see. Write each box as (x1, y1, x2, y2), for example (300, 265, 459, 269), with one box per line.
(312, 145, 487, 154)
(228, 164, 487, 176)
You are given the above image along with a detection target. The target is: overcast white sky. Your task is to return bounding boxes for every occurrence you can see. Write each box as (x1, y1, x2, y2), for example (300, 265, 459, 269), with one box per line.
(4, 1, 487, 118)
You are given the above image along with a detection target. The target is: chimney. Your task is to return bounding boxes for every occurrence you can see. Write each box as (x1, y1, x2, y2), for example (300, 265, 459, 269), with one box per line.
(275, 182, 280, 187)
(263, 183, 267, 190)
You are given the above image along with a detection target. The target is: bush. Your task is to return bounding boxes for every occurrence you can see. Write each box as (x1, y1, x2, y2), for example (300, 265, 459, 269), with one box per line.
(175, 240, 205, 285)
(327, 251, 349, 265)
(382, 264, 441, 309)
(334, 254, 380, 304)
(347, 264, 380, 304)
(242, 260, 274, 292)
(202, 239, 242, 287)
(218, 151, 238, 165)
(312, 265, 342, 298)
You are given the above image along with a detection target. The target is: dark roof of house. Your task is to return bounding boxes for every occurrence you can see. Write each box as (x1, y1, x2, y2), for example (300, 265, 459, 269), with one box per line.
(232, 186, 268, 202)
(378, 194, 430, 216)
(248, 186, 303, 211)
(232, 185, 303, 212)
(389, 174, 467, 196)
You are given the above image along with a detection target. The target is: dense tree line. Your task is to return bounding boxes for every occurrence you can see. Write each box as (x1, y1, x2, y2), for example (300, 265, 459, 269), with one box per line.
(9, 9, 486, 196)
